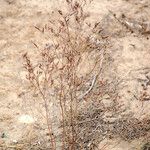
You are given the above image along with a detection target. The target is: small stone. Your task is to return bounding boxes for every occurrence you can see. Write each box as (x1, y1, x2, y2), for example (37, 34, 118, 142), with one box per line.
(18, 114, 36, 124)
(1, 133, 6, 138)
(12, 140, 18, 144)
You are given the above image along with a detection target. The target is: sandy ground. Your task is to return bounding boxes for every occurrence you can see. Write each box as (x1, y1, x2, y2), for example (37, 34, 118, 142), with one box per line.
(0, 0, 150, 149)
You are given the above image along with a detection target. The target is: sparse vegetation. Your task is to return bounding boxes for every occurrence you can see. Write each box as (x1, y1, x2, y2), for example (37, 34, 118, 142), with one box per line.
(21, 0, 150, 149)
(0, 0, 150, 150)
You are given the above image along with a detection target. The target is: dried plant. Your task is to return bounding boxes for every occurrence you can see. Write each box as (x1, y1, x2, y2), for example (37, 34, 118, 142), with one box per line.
(22, 0, 108, 149)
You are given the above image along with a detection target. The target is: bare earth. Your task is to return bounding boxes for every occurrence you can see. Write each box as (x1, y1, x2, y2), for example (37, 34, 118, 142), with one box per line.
(0, 0, 150, 149)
